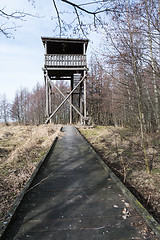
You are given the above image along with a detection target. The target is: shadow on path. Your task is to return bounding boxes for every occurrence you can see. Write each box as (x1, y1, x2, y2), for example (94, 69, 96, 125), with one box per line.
(0, 126, 157, 240)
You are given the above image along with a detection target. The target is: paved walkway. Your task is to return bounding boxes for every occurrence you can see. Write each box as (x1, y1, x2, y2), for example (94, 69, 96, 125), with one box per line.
(1, 126, 156, 239)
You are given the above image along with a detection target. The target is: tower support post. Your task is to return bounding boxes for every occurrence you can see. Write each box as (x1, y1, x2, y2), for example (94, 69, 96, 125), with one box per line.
(79, 83, 83, 124)
(45, 73, 49, 118)
(83, 70, 87, 125)
(49, 84, 52, 123)
(70, 77, 73, 124)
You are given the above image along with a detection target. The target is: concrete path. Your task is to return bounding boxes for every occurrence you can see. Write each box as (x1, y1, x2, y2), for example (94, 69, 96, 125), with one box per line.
(1, 126, 157, 239)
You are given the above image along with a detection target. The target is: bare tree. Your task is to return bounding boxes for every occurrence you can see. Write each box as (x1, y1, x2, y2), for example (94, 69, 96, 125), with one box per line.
(0, 0, 119, 38)
(87, 54, 113, 125)
(29, 83, 46, 125)
(52, 0, 119, 37)
(0, 1, 38, 38)
(0, 94, 10, 124)
(11, 85, 46, 125)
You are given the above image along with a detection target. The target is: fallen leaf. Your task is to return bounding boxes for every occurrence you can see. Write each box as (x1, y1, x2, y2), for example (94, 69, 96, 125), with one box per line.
(124, 202, 130, 207)
(113, 205, 119, 208)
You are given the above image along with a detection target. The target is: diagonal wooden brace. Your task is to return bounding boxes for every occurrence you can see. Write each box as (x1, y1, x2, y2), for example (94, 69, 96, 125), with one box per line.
(52, 83, 84, 119)
(45, 74, 87, 124)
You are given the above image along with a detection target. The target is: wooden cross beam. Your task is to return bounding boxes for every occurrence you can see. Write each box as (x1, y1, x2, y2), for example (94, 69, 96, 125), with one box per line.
(45, 74, 87, 124)
(51, 82, 84, 119)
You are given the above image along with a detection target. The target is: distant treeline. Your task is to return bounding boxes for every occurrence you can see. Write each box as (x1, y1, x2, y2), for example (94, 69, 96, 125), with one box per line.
(0, 84, 45, 125)
(0, 81, 70, 125)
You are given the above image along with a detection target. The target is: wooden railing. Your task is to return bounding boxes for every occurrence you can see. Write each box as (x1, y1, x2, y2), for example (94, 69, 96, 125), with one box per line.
(45, 54, 87, 67)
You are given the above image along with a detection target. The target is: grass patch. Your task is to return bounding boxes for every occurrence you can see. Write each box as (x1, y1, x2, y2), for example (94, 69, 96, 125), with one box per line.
(0, 123, 61, 222)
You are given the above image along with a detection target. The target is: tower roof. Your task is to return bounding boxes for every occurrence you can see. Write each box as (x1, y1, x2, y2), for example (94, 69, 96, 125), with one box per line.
(41, 37, 89, 48)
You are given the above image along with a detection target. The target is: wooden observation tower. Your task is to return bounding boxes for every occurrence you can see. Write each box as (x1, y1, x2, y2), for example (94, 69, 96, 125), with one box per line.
(41, 37, 89, 124)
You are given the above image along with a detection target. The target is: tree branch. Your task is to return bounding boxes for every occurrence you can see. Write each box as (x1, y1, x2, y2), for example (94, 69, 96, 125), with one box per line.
(61, 0, 119, 14)
(0, 4, 40, 38)
(74, 6, 87, 37)
(79, 1, 106, 7)
(53, 0, 62, 37)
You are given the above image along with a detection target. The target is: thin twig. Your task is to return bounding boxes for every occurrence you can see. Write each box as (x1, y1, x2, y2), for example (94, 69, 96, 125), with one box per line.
(26, 171, 56, 193)
(74, 6, 87, 38)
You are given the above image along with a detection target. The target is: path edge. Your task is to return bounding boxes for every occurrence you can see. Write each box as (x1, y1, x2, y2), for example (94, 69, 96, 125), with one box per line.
(0, 135, 59, 239)
(76, 127, 160, 238)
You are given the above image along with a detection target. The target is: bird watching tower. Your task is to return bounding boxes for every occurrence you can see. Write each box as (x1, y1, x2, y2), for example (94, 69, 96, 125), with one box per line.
(41, 37, 89, 124)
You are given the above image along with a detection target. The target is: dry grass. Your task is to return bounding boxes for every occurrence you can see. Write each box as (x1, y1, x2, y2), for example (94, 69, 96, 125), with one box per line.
(0, 123, 61, 221)
(80, 126, 160, 222)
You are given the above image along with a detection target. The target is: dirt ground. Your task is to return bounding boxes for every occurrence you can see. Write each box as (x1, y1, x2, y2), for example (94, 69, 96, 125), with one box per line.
(0, 123, 61, 222)
(79, 126, 160, 223)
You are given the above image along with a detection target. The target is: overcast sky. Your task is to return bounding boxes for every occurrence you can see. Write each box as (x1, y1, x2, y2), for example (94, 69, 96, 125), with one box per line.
(0, 0, 102, 102)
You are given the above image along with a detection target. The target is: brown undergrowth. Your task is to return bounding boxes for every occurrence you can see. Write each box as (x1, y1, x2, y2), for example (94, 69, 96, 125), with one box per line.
(0, 123, 61, 222)
(80, 126, 160, 223)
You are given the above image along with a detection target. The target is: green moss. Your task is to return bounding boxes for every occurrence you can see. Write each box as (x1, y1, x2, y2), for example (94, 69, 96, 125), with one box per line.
(0, 164, 10, 176)
(81, 129, 99, 137)
(151, 168, 160, 174)
(95, 126, 106, 130)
